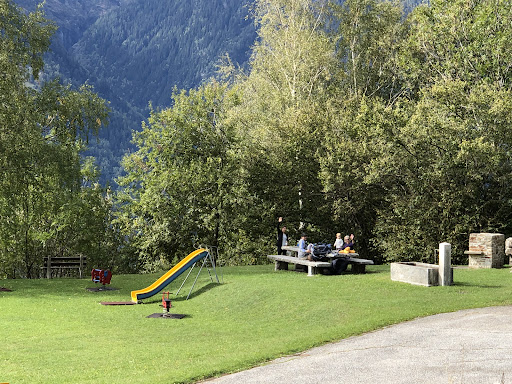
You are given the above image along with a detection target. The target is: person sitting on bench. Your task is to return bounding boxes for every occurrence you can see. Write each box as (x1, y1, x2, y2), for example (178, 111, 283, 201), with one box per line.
(298, 233, 313, 259)
(330, 234, 355, 274)
(341, 234, 355, 250)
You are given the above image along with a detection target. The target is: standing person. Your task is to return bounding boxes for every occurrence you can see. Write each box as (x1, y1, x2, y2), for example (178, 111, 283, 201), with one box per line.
(276, 217, 288, 255)
(334, 233, 343, 250)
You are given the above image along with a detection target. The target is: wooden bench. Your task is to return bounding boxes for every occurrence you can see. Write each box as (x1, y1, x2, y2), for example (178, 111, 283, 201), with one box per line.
(42, 255, 87, 279)
(267, 255, 331, 276)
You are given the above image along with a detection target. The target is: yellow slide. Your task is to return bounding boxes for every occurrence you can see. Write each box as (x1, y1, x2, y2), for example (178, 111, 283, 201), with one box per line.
(130, 248, 209, 303)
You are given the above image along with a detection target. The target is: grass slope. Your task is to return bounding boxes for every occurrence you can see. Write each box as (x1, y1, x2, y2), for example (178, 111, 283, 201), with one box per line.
(1, 264, 511, 383)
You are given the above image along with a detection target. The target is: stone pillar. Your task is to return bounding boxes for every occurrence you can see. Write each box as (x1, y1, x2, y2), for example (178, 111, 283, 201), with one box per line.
(439, 242, 452, 286)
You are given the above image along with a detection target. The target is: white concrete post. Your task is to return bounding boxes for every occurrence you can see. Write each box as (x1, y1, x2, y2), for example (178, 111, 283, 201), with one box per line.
(439, 242, 452, 286)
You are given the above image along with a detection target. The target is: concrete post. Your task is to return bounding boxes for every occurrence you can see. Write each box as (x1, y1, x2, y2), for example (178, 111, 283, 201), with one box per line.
(439, 242, 452, 286)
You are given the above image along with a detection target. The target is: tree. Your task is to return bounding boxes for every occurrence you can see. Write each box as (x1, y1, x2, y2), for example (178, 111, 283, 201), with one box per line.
(116, 81, 248, 270)
(229, 0, 337, 242)
(400, 0, 512, 95)
(317, 0, 405, 259)
(368, 0, 512, 262)
(331, 0, 404, 101)
(0, 1, 111, 277)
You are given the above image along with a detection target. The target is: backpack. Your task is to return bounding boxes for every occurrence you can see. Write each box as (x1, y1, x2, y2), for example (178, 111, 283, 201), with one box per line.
(312, 243, 331, 256)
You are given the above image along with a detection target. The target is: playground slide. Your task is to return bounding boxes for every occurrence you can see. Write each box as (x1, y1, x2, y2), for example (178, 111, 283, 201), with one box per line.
(130, 248, 209, 303)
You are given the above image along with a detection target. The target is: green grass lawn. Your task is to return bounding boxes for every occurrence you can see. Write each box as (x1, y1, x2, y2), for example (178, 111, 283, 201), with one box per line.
(1, 264, 512, 383)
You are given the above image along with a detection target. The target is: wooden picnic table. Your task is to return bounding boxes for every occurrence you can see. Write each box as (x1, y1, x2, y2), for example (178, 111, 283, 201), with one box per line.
(281, 245, 300, 254)
(275, 245, 374, 274)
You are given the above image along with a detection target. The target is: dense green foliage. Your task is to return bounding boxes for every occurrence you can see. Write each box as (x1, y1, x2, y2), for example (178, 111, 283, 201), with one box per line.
(2, 265, 512, 383)
(0, 0, 115, 278)
(5, 0, 512, 272)
(366, 0, 512, 262)
(116, 82, 257, 269)
(116, 0, 512, 269)
(11, 0, 425, 185)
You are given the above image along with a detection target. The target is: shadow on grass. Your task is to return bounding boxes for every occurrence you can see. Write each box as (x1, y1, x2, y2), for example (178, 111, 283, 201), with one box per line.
(141, 282, 222, 304)
(323, 268, 386, 276)
(453, 281, 504, 289)
(352, 269, 383, 275)
(176, 282, 221, 301)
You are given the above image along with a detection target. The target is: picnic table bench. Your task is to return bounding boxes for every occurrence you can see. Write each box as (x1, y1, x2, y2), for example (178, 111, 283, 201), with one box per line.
(269, 246, 374, 275)
(267, 255, 331, 276)
(464, 250, 486, 256)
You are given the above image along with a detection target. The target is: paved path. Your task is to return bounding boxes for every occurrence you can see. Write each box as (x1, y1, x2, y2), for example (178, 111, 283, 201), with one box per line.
(203, 306, 512, 384)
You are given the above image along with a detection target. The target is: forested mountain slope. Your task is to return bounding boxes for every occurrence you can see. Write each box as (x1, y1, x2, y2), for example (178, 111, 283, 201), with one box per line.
(73, 0, 255, 109)
(15, 0, 131, 48)
(15, 0, 256, 184)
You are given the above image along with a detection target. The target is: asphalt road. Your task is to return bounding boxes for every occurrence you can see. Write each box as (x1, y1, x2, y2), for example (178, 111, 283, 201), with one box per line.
(202, 306, 512, 384)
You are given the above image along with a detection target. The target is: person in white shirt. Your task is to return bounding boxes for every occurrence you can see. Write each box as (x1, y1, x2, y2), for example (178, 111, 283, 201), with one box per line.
(334, 233, 343, 250)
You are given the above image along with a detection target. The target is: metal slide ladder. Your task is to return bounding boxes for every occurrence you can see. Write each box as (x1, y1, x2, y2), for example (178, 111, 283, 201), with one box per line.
(175, 246, 221, 300)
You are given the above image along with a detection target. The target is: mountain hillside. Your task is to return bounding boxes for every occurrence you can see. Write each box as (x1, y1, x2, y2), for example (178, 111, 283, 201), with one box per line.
(73, 0, 255, 109)
(15, 0, 132, 47)
(16, 0, 256, 184)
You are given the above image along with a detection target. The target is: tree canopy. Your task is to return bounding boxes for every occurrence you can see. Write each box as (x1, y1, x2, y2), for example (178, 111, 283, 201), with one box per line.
(115, 0, 512, 269)
(0, 0, 114, 278)
(4, 0, 512, 275)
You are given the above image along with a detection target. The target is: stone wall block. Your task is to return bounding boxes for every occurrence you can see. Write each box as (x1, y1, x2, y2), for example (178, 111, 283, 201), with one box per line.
(468, 233, 504, 269)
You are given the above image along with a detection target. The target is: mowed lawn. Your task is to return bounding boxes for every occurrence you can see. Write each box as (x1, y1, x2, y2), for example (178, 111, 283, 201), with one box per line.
(1, 264, 512, 383)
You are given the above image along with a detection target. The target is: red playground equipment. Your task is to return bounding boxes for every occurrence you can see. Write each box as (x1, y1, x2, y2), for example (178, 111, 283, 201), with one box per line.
(91, 269, 112, 286)
(161, 292, 172, 316)
(145, 291, 185, 318)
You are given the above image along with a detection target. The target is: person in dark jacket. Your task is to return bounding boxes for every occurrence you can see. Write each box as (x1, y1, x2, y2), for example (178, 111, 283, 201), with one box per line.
(340, 234, 355, 250)
(329, 234, 355, 274)
(277, 217, 288, 255)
